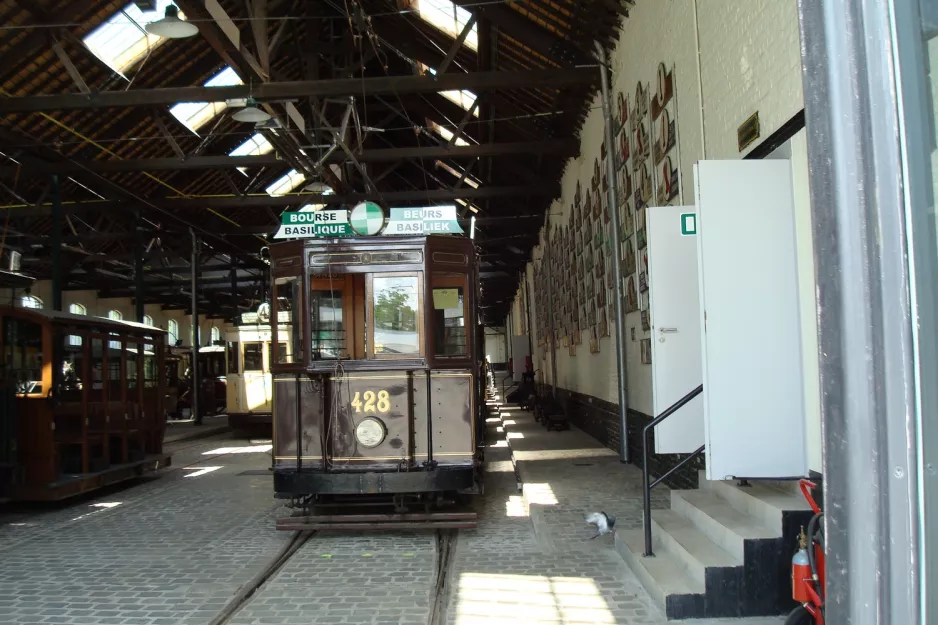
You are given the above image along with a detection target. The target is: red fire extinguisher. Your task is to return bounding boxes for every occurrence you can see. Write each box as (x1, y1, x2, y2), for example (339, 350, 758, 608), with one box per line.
(788, 479, 824, 625)
(791, 530, 812, 603)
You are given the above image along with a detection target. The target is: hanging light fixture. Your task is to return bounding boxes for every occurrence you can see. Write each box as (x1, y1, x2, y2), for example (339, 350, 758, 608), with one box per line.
(232, 97, 271, 123)
(145, 4, 199, 39)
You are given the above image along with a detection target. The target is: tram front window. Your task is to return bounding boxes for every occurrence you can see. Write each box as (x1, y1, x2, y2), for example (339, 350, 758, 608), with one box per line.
(243, 342, 264, 371)
(274, 277, 303, 363)
(432, 273, 467, 357)
(3, 316, 43, 394)
(310, 290, 346, 360)
(372, 276, 420, 356)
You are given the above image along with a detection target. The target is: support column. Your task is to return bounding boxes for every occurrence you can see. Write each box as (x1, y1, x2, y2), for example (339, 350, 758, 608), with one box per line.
(134, 210, 144, 323)
(190, 228, 201, 426)
(230, 265, 238, 322)
(51, 174, 62, 311)
(596, 42, 630, 463)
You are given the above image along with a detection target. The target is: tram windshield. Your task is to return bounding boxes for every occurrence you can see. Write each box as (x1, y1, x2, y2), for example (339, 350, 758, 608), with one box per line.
(372, 276, 419, 356)
(310, 289, 346, 360)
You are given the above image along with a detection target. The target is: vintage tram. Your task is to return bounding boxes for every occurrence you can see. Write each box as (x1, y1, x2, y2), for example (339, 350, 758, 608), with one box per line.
(269, 234, 484, 526)
(164, 344, 226, 420)
(0, 306, 170, 501)
(225, 306, 294, 432)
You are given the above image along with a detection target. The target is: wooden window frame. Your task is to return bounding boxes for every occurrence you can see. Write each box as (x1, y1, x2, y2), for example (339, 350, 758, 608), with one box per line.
(366, 271, 424, 360)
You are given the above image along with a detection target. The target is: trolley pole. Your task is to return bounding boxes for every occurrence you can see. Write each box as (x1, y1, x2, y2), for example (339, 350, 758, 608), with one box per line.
(190, 228, 201, 426)
(596, 41, 631, 463)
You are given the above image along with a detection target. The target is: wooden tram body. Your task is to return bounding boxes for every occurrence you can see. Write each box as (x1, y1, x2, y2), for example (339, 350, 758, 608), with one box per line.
(268, 234, 484, 512)
(0, 307, 170, 501)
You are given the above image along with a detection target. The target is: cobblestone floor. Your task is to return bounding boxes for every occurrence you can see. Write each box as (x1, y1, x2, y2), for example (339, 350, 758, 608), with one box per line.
(0, 390, 784, 625)
(442, 384, 783, 625)
(0, 433, 287, 625)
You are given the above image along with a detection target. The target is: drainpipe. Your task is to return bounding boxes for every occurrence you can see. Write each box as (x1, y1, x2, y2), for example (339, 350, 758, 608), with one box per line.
(596, 41, 631, 463)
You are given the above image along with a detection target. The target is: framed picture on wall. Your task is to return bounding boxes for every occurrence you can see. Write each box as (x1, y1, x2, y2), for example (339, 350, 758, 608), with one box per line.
(641, 338, 652, 364)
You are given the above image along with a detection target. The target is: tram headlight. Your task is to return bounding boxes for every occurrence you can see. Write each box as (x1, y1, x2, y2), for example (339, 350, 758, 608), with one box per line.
(355, 417, 386, 448)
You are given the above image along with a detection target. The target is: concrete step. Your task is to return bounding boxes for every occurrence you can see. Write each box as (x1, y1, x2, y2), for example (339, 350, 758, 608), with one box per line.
(671, 489, 779, 562)
(702, 479, 812, 535)
(651, 509, 742, 586)
(616, 529, 705, 619)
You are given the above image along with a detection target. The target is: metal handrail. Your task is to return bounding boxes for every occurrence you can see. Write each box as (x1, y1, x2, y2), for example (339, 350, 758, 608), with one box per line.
(642, 384, 704, 557)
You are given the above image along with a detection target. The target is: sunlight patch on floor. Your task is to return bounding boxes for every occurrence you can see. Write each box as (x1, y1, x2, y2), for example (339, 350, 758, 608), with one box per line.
(513, 448, 618, 462)
(202, 445, 272, 455)
(505, 494, 528, 517)
(70, 501, 123, 522)
(183, 466, 223, 478)
(506, 432, 524, 439)
(453, 572, 616, 624)
(485, 460, 515, 473)
(524, 482, 558, 506)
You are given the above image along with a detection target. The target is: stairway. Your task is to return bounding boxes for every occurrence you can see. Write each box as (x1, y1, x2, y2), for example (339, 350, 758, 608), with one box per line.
(616, 471, 814, 620)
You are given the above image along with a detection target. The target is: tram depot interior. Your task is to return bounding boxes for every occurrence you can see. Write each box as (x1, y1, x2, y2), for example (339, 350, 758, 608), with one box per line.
(0, 0, 934, 624)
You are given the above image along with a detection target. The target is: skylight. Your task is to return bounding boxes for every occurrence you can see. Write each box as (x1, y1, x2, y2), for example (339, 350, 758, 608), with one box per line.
(266, 169, 307, 197)
(170, 67, 244, 135)
(436, 160, 480, 188)
(230, 133, 274, 175)
(418, 63, 479, 116)
(83, 0, 179, 76)
(427, 120, 469, 147)
(415, 0, 478, 51)
(456, 198, 480, 213)
(229, 133, 273, 157)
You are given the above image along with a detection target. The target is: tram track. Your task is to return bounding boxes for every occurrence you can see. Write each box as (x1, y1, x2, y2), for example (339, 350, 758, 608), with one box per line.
(204, 526, 460, 625)
(208, 529, 315, 625)
(430, 529, 459, 625)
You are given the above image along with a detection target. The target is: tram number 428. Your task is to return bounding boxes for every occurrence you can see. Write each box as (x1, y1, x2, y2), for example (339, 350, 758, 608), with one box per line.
(351, 390, 391, 414)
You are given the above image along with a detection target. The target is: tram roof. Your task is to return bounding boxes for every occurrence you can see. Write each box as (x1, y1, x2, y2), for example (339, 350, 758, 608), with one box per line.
(0, 306, 167, 334)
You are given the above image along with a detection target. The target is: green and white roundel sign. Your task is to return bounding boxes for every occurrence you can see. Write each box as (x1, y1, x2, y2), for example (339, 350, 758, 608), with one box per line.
(349, 201, 385, 236)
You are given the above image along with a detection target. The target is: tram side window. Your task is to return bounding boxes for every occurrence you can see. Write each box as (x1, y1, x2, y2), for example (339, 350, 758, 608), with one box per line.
(90, 338, 104, 401)
(108, 337, 123, 400)
(126, 342, 139, 392)
(269, 342, 288, 365)
(243, 342, 264, 371)
(431, 273, 467, 357)
(310, 289, 347, 360)
(227, 341, 239, 374)
(3, 316, 43, 395)
(143, 344, 158, 388)
(57, 332, 85, 401)
(274, 277, 303, 364)
(372, 276, 420, 357)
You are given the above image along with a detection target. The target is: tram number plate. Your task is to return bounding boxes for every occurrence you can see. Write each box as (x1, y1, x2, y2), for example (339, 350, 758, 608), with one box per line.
(351, 390, 391, 414)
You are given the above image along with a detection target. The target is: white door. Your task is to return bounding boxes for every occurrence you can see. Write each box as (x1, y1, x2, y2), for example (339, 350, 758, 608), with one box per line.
(694, 160, 807, 480)
(648, 206, 704, 453)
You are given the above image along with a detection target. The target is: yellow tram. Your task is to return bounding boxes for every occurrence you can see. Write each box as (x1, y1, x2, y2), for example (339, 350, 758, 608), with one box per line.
(269, 233, 484, 527)
(225, 306, 293, 431)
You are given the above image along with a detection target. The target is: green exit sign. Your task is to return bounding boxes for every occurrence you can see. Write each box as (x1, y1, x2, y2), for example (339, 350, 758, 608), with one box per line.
(681, 213, 697, 236)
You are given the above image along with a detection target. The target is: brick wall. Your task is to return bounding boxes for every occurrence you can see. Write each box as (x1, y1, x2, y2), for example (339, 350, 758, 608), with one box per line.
(511, 0, 813, 478)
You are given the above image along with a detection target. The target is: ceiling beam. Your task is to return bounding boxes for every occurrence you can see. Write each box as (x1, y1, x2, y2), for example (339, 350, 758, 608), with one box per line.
(15, 184, 560, 215)
(0, 69, 599, 114)
(6, 140, 575, 174)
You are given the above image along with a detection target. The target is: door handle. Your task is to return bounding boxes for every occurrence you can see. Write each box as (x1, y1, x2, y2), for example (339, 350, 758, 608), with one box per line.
(659, 327, 678, 334)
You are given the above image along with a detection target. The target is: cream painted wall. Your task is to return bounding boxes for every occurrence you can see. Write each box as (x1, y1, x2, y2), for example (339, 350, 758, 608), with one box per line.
(6, 280, 231, 347)
(511, 0, 821, 471)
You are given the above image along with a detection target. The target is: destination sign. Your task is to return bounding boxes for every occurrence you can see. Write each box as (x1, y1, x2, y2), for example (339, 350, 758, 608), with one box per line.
(272, 205, 463, 239)
(272, 209, 351, 239)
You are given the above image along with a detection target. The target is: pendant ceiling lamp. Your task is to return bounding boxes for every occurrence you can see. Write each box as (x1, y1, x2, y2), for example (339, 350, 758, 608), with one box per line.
(145, 5, 199, 39)
(232, 97, 271, 123)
